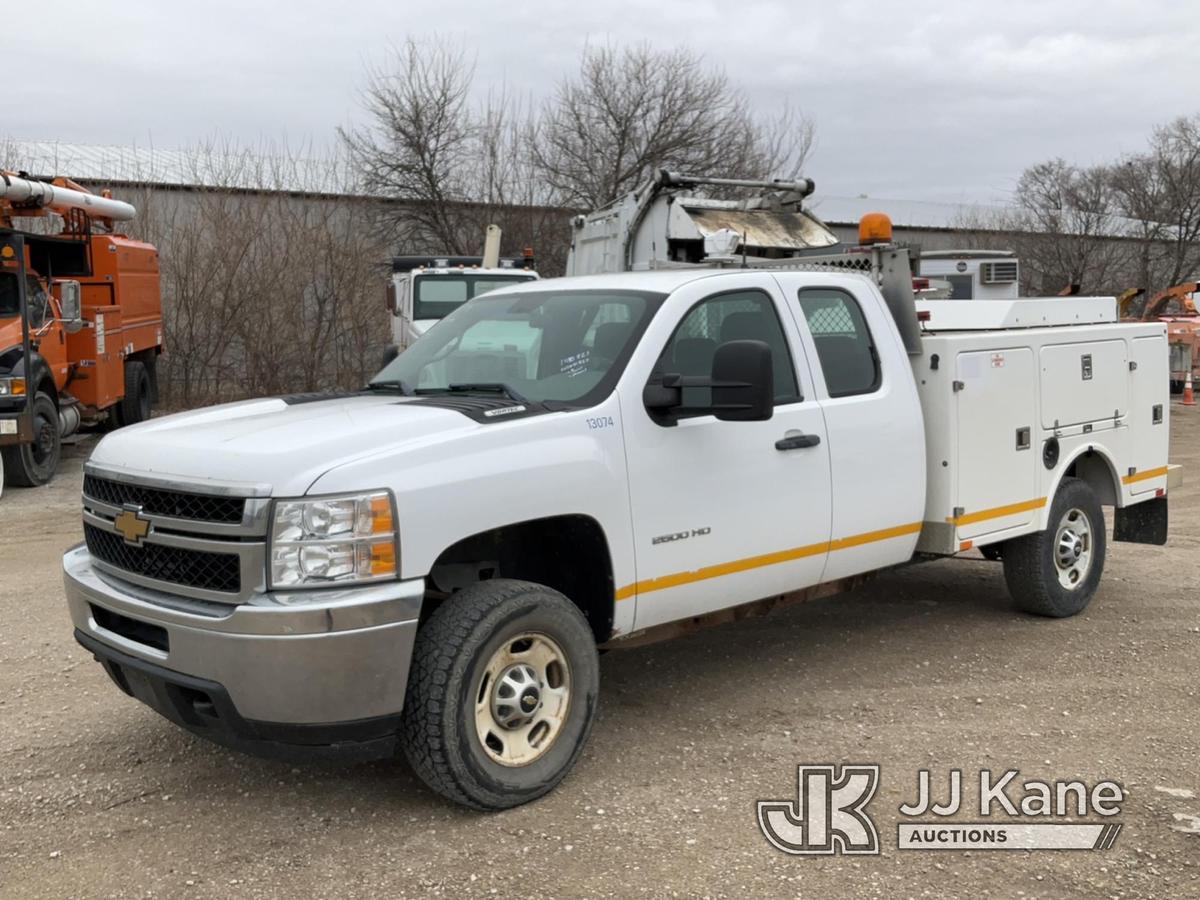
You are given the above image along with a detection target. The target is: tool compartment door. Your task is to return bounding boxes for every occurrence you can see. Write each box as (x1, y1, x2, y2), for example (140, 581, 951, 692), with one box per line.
(955, 348, 1038, 540)
(1040, 340, 1128, 429)
(1129, 333, 1170, 495)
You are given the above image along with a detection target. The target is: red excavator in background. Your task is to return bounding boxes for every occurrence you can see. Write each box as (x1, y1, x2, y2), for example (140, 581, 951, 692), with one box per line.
(0, 172, 163, 498)
(1120, 281, 1200, 393)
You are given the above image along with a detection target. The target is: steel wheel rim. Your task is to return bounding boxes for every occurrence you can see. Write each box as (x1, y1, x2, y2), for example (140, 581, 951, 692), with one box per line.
(1054, 507, 1093, 590)
(474, 631, 571, 767)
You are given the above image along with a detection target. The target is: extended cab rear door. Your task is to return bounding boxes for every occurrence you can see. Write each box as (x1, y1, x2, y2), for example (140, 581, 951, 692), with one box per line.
(777, 275, 926, 581)
(618, 273, 833, 630)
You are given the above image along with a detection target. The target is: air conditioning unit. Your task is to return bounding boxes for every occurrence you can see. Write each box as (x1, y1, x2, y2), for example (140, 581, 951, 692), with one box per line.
(981, 260, 1019, 284)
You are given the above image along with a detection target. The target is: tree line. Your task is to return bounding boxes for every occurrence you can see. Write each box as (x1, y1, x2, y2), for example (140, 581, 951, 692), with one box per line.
(966, 116, 1200, 306)
(339, 39, 815, 274)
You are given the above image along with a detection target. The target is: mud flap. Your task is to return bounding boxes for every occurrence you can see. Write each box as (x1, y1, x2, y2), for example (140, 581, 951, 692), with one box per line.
(1113, 497, 1168, 546)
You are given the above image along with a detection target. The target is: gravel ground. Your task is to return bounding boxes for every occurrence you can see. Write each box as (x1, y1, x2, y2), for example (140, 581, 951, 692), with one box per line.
(1, 411, 1199, 899)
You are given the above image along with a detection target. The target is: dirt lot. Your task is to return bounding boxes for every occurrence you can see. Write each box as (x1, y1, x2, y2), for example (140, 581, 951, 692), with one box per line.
(2, 412, 1199, 900)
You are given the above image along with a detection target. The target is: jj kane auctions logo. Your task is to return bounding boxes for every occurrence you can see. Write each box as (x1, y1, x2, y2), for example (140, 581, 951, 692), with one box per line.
(758, 765, 1124, 854)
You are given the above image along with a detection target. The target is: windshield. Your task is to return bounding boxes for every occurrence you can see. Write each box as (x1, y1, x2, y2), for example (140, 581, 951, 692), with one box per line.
(372, 288, 664, 407)
(413, 273, 537, 320)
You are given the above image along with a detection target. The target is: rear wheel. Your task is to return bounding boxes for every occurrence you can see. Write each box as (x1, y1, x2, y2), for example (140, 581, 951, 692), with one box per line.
(1002, 477, 1105, 617)
(111, 360, 152, 428)
(400, 578, 599, 810)
(1, 391, 61, 487)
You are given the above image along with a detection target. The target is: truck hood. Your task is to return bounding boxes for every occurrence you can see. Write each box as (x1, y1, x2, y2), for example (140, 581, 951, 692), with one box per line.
(88, 394, 475, 496)
(411, 318, 437, 337)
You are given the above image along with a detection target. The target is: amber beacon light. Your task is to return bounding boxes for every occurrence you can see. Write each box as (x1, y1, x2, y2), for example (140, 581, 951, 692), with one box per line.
(858, 212, 894, 245)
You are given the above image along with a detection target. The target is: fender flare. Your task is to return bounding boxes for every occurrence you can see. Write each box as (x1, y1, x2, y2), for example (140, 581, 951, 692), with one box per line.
(1041, 442, 1122, 528)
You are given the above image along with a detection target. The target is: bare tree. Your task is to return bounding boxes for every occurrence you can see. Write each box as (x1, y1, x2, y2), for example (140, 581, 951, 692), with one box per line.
(340, 37, 548, 258)
(998, 158, 1135, 294)
(529, 43, 815, 209)
(1111, 115, 1200, 296)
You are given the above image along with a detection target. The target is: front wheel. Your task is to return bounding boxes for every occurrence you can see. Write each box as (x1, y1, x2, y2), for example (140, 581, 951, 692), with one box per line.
(1002, 477, 1106, 617)
(400, 579, 599, 809)
(1, 392, 61, 487)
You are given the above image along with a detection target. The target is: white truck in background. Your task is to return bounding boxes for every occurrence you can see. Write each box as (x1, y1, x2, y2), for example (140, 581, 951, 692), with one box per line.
(388, 226, 538, 351)
(64, 190, 1178, 811)
(919, 249, 1020, 300)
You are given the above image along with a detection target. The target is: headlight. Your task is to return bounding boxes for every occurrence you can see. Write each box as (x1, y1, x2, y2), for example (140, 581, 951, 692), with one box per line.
(0, 377, 25, 397)
(269, 491, 398, 588)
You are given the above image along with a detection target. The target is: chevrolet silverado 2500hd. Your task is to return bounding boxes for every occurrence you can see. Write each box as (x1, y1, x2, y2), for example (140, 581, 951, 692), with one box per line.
(64, 268, 1176, 809)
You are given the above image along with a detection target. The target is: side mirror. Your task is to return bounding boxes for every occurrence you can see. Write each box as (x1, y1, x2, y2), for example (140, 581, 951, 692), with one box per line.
(712, 339, 774, 421)
(642, 339, 774, 423)
(58, 281, 84, 334)
(385, 281, 397, 315)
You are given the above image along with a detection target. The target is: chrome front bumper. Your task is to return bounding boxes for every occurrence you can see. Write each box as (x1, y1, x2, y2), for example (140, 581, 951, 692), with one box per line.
(64, 544, 423, 731)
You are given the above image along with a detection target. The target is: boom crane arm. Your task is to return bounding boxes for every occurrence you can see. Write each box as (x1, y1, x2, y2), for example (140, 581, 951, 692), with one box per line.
(0, 172, 136, 231)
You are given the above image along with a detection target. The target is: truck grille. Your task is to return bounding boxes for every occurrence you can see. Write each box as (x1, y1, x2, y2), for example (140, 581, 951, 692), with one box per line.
(83, 475, 245, 524)
(84, 523, 242, 594)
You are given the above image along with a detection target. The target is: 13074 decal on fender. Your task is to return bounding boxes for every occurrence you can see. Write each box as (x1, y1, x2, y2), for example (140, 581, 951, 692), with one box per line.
(652, 526, 712, 546)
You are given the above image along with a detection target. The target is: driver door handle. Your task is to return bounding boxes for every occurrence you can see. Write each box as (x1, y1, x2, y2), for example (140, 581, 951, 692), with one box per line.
(775, 433, 821, 451)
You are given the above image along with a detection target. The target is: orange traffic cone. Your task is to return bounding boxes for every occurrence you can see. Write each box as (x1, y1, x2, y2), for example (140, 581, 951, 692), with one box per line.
(1184, 372, 1196, 407)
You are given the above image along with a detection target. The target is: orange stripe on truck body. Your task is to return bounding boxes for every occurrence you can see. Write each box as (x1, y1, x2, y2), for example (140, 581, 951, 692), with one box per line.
(1122, 466, 1169, 485)
(615, 520, 922, 601)
(946, 497, 1046, 527)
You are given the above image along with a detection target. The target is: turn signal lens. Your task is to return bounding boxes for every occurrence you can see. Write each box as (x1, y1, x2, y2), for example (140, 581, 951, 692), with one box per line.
(368, 540, 397, 577)
(369, 494, 394, 534)
(0, 377, 25, 397)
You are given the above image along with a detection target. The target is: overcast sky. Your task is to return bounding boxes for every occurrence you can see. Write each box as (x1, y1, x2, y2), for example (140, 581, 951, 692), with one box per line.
(6, 0, 1198, 203)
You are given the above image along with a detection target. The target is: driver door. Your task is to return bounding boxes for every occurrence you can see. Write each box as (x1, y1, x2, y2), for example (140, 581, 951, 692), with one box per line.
(619, 274, 833, 630)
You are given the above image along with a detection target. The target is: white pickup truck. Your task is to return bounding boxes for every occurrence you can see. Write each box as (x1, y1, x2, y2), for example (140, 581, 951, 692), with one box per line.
(64, 267, 1176, 810)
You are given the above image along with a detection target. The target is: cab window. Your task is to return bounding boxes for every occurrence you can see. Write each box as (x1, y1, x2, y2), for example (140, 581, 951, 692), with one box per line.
(797, 287, 880, 397)
(654, 289, 800, 412)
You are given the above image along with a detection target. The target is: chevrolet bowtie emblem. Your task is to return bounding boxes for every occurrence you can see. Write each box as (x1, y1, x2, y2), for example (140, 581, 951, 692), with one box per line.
(114, 506, 151, 546)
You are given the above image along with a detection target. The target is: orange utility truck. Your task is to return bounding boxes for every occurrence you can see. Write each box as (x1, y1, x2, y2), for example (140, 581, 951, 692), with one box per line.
(0, 172, 163, 495)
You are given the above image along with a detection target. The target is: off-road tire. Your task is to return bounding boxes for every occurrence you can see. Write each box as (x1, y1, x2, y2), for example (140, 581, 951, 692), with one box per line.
(400, 578, 599, 810)
(112, 360, 152, 427)
(1002, 477, 1105, 618)
(1, 391, 61, 487)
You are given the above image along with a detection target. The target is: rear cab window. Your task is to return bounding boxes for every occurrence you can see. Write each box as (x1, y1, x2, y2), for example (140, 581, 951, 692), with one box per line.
(796, 287, 881, 398)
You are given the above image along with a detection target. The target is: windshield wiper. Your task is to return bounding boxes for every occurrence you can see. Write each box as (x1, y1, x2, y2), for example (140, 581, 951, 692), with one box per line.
(365, 379, 414, 396)
(418, 382, 529, 403)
